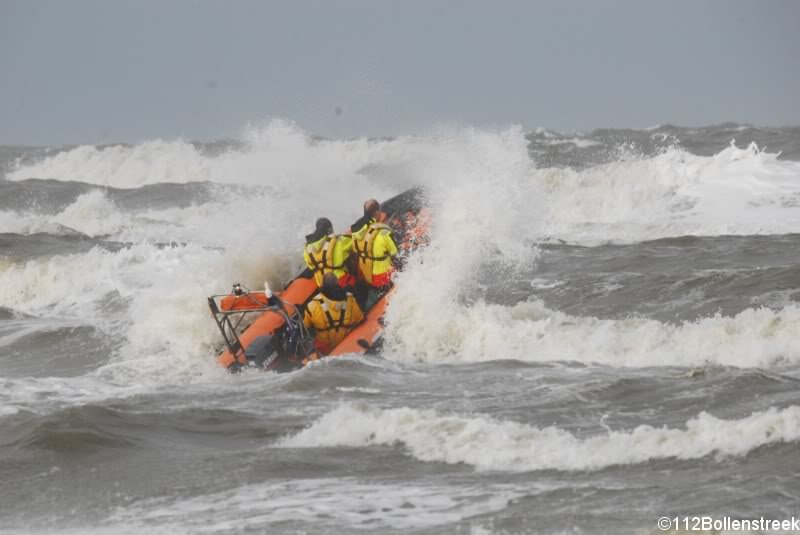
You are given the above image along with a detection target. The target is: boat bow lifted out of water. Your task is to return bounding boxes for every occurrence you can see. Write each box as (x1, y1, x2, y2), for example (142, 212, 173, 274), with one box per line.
(208, 187, 429, 372)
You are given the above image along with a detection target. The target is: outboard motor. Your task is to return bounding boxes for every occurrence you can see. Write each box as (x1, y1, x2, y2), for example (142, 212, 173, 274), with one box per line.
(244, 335, 279, 369)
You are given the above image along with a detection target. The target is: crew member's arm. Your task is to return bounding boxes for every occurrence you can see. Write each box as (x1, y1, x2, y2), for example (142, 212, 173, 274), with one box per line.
(303, 301, 315, 330)
(349, 295, 365, 325)
(377, 230, 399, 269)
(337, 234, 353, 260)
(377, 230, 398, 259)
(302, 249, 314, 271)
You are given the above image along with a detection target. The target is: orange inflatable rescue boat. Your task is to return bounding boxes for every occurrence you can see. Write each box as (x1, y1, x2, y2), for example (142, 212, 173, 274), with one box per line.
(208, 187, 429, 372)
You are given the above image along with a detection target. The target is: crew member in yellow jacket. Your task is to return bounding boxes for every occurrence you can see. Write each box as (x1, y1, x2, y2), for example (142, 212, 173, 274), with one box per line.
(303, 217, 355, 288)
(351, 199, 398, 309)
(303, 273, 364, 354)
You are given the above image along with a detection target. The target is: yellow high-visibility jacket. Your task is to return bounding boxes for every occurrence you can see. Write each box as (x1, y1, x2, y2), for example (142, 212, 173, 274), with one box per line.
(351, 220, 397, 286)
(303, 291, 364, 351)
(303, 234, 353, 287)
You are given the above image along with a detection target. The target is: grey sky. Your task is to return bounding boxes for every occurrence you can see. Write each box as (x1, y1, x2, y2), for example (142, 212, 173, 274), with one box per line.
(1, 0, 798, 145)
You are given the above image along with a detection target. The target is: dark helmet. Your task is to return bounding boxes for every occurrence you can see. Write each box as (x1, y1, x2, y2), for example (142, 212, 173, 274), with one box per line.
(315, 217, 333, 235)
(321, 272, 339, 290)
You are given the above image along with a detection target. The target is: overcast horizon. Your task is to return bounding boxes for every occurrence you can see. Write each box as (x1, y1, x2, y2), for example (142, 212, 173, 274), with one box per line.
(2, 0, 799, 146)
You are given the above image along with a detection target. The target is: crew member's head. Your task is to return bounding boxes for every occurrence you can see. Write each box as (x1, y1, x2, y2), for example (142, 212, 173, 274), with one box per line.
(315, 217, 333, 235)
(363, 199, 380, 218)
(321, 272, 339, 291)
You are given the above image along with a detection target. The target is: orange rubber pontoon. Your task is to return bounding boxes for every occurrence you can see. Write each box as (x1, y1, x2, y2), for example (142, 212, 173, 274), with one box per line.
(209, 187, 428, 372)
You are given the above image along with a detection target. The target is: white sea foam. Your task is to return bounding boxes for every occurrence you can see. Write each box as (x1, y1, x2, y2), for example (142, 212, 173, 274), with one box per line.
(385, 297, 800, 368)
(107, 478, 519, 531)
(282, 403, 800, 472)
(0, 190, 126, 237)
(3, 123, 799, 535)
(0, 375, 149, 418)
(380, 133, 800, 368)
(5, 239, 799, 376)
(7, 139, 211, 187)
(538, 137, 601, 148)
(0, 404, 19, 416)
(8, 122, 800, 245)
(7, 120, 405, 193)
(335, 386, 382, 394)
(0, 242, 234, 383)
(533, 140, 800, 244)
(3, 123, 800, 389)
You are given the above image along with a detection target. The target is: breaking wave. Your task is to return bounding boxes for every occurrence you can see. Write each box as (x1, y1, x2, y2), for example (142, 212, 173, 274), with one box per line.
(385, 298, 800, 368)
(7, 122, 800, 246)
(282, 403, 800, 472)
(4, 241, 800, 373)
(0, 190, 124, 237)
(8, 122, 800, 251)
(4, 122, 800, 386)
(7, 139, 212, 187)
(0, 125, 798, 535)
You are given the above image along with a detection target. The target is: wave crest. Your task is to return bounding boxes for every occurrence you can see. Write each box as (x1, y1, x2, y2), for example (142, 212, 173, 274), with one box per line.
(282, 403, 800, 472)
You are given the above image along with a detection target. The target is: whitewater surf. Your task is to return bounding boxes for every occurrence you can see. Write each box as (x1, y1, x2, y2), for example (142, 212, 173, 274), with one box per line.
(2, 122, 800, 533)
